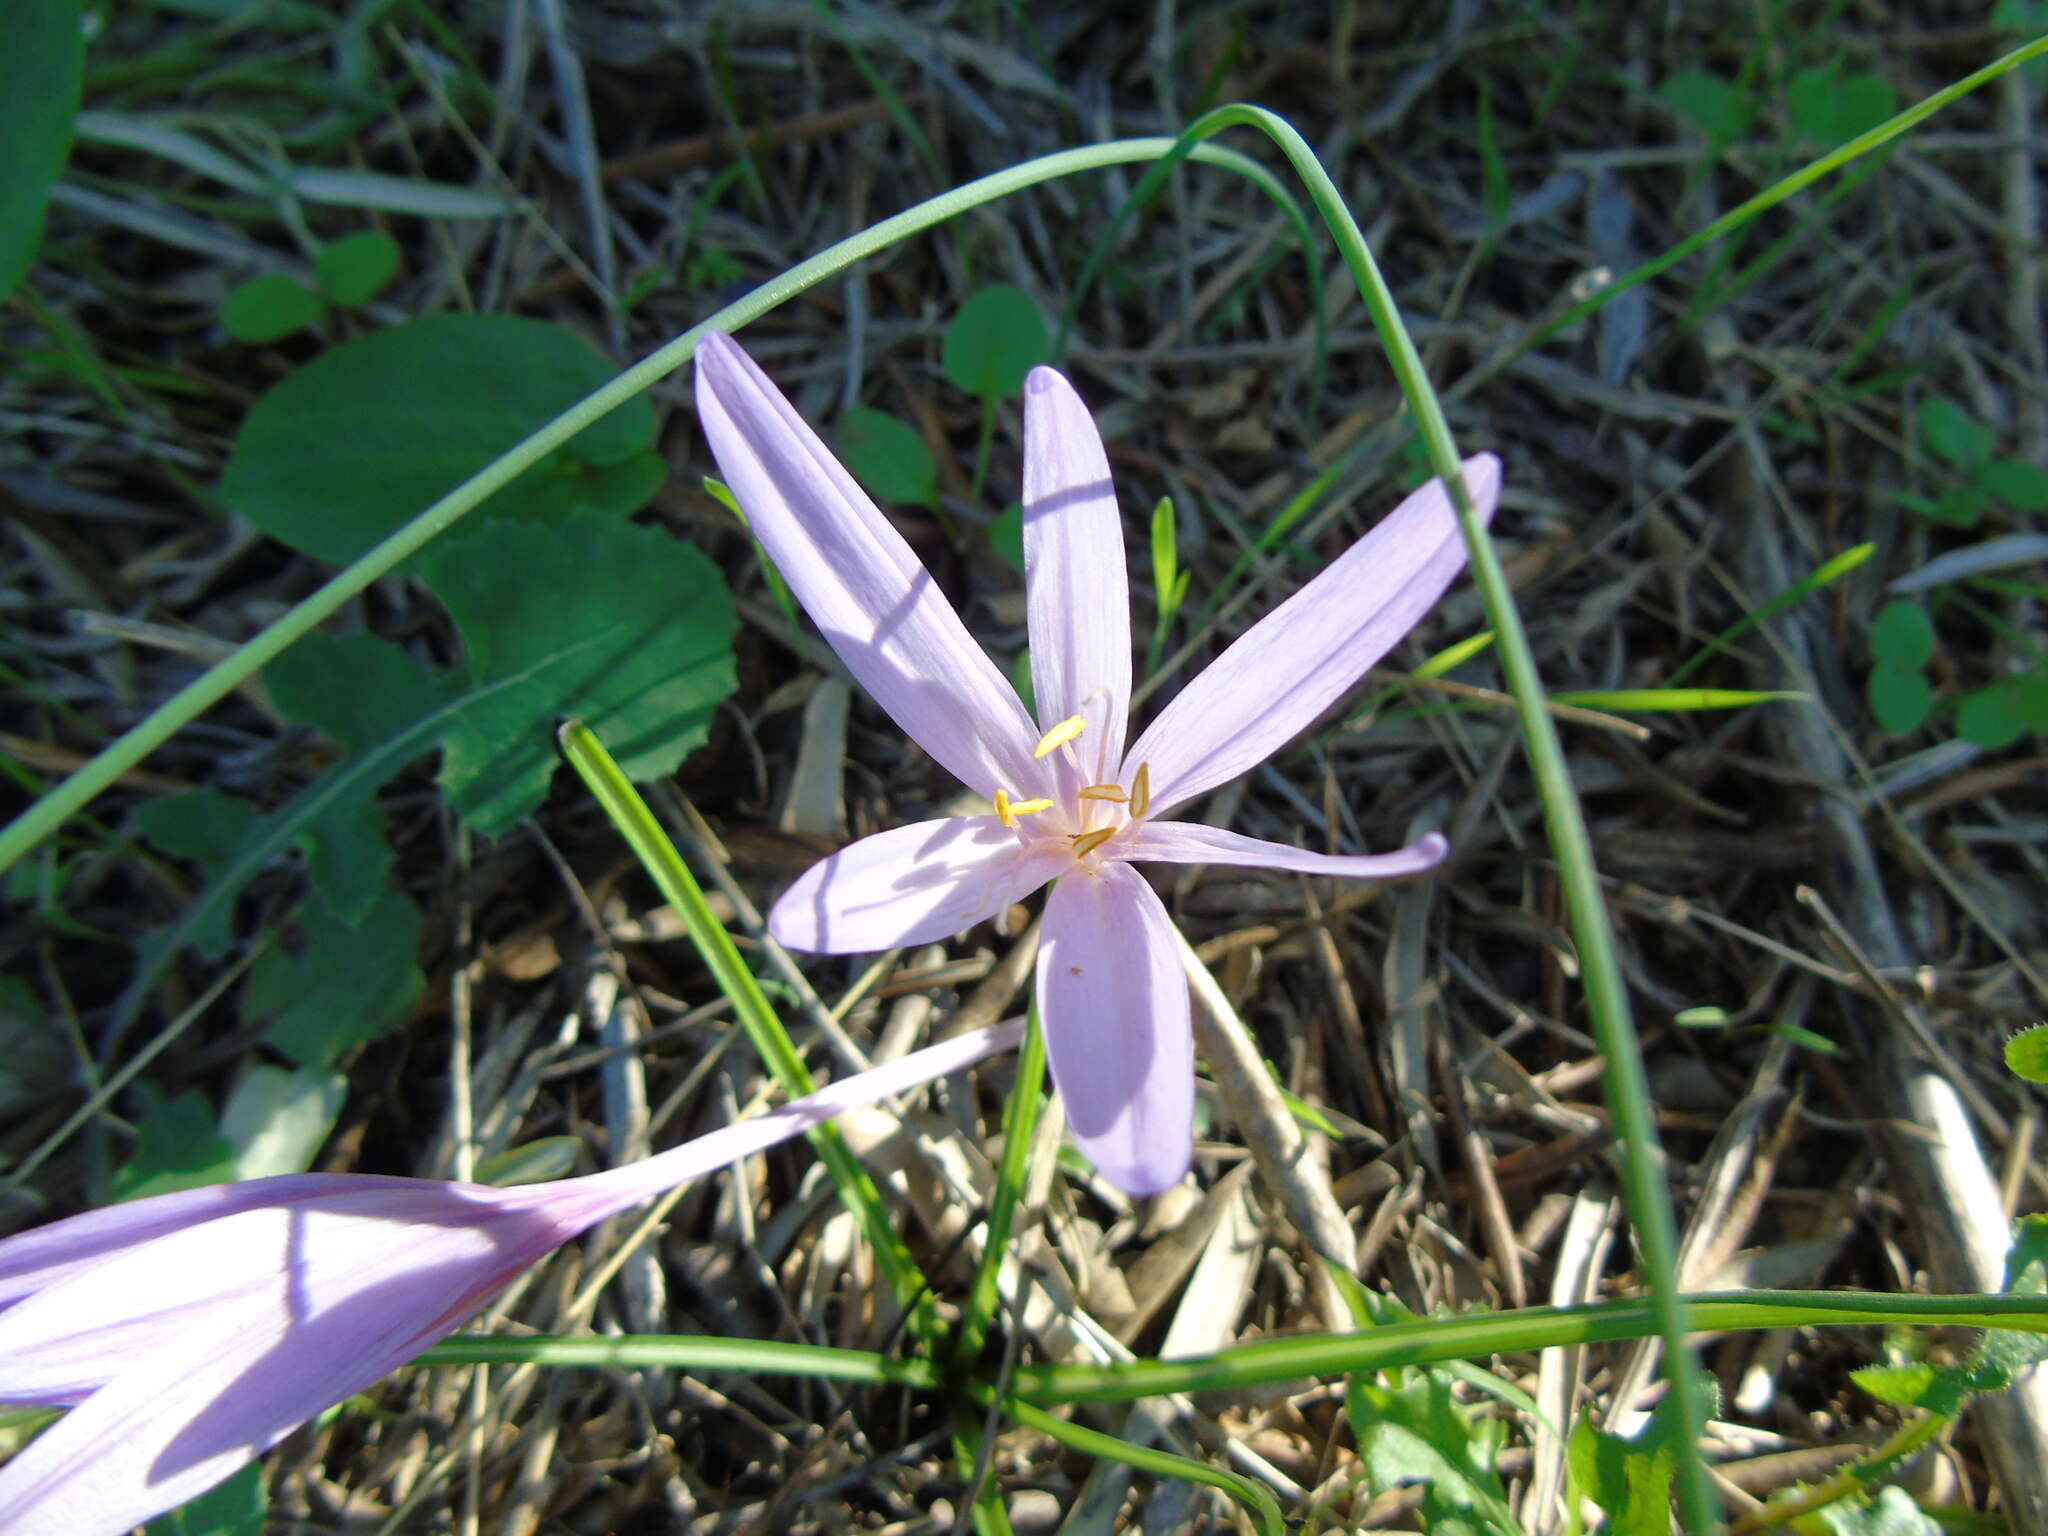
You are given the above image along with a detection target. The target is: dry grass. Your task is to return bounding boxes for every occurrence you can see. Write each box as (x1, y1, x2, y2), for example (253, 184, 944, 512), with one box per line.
(3, 3, 2045, 1532)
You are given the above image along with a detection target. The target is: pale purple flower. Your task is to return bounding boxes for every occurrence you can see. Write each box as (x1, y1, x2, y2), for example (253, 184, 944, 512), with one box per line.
(696, 332, 1501, 1197)
(0, 1019, 1021, 1536)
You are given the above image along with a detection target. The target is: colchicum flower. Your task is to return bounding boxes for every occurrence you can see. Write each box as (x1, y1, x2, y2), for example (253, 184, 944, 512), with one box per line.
(0, 1020, 1021, 1536)
(696, 331, 1500, 1197)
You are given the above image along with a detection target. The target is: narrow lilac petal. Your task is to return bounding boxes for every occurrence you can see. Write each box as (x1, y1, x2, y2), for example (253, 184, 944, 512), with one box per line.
(1124, 454, 1501, 817)
(696, 332, 1039, 796)
(547, 1018, 1029, 1220)
(1022, 366, 1130, 784)
(1037, 864, 1193, 1196)
(768, 817, 1064, 954)
(1124, 822, 1450, 879)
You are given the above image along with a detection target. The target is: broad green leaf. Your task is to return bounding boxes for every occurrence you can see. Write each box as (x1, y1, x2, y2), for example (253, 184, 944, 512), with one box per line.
(113, 1085, 237, 1202)
(2007, 1024, 2048, 1083)
(1567, 1377, 1718, 1536)
(220, 1063, 348, 1179)
(1956, 681, 2027, 749)
(1657, 66, 1751, 144)
(315, 229, 401, 306)
(222, 273, 323, 342)
(266, 631, 445, 923)
(223, 314, 662, 565)
(1787, 65, 1898, 144)
(1349, 1373, 1515, 1535)
(1869, 601, 1935, 669)
(1919, 397, 1995, 469)
(0, 0, 83, 300)
(1867, 662, 1932, 735)
(131, 788, 266, 960)
(943, 284, 1050, 400)
(1980, 456, 2048, 513)
(147, 1463, 266, 1536)
(1850, 1362, 1969, 1414)
(415, 512, 739, 837)
(837, 406, 938, 507)
(243, 886, 423, 1067)
(1971, 1215, 2048, 1389)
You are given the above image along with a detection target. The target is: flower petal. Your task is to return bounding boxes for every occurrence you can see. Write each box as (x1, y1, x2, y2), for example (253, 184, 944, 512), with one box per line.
(696, 332, 1039, 795)
(1037, 863, 1193, 1196)
(1126, 821, 1449, 879)
(1123, 454, 1501, 816)
(1022, 366, 1130, 785)
(769, 817, 1064, 954)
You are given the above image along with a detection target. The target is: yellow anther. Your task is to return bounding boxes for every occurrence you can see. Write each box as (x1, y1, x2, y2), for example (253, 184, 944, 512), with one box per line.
(994, 788, 1014, 828)
(1070, 825, 1117, 858)
(1130, 762, 1152, 820)
(1008, 797, 1053, 817)
(1076, 782, 1128, 803)
(1032, 714, 1088, 759)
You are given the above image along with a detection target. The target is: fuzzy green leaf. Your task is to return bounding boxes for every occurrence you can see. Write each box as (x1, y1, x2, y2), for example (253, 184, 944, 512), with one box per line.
(0, 0, 83, 300)
(943, 284, 1050, 400)
(223, 314, 663, 565)
(838, 407, 938, 507)
(314, 229, 402, 306)
(242, 886, 423, 1068)
(1850, 1362, 1969, 1414)
(415, 512, 738, 837)
(222, 273, 324, 343)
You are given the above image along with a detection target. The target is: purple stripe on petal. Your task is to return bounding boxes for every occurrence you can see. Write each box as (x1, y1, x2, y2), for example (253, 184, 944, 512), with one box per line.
(1037, 864, 1193, 1197)
(1125, 822, 1449, 880)
(695, 333, 1039, 797)
(1022, 367, 1130, 787)
(768, 817, 1064, 954)
(1124, 454, 1501, 818)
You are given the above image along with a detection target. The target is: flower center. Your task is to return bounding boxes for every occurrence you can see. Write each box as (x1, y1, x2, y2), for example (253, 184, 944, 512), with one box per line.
(995, 720, 1150, 870)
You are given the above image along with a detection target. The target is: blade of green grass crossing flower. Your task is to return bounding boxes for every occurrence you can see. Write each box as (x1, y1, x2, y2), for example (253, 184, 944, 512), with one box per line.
(952, 1003, 1047, 1369)
(1132, 98, 1710, 1533)
(556, 721, 938, 1335)
(0, 135, 1297, 876)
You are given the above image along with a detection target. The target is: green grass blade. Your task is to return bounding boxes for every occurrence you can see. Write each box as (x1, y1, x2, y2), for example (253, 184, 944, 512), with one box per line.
(1550, 688, 1804, 711)
(1666, 542, 1876, 686)
(953, 1002, 1046, 1368)
(556, 722, 937, 1334)
(421, 1333, 939, 1386)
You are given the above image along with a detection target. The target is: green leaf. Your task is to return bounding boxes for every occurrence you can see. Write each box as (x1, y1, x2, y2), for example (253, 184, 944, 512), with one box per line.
(1674, 1005, 1730, 1029)
(1980, 456, 2048, 513)
(1867, 662, 1932, 735)
(2022, 672, 2048, 732)
(113, 1085, 237, 1202)
(415, 512, 739, 837)
(1786, 65, 1898, 145)
(942, 284, 1050, 400)
(221, 273, 324, 343)
(1869, 601, 1936, 669)
(1349, 1373, 1516, 1535)
(1657, 66, 1751, 144)
(1970, 1215, 2048, 1390)
(0, 0, 83, 300)
(989, 502, 1025, 574)
(1919, 397, 1996, 470)
(1850, 1362, 1970, 1414)
(1923, 482, 1992, 527)
(223, 314, 663, 565)
(314, 229, 402, 307)
(1149, 495, 1179, 609)
(2006, 1024, 2048, 1083)
(1567, 1377, 1719, 1536)
(1956, 681, 2027, 749)
(242, 886, 423, 1067)
(219, 1062, 347, 1178)
(837, 407, 937, 507)
(146, 1462, 267, 1536)
(131, 788, 266, 960)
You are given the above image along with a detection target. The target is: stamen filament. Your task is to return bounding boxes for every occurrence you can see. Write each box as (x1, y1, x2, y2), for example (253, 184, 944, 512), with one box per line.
(1070, 826, 1117, 858)
(1076, 783, 1128, 803)
(1032, 714, 1088, 759)
(1130, 762, 1151, 820)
